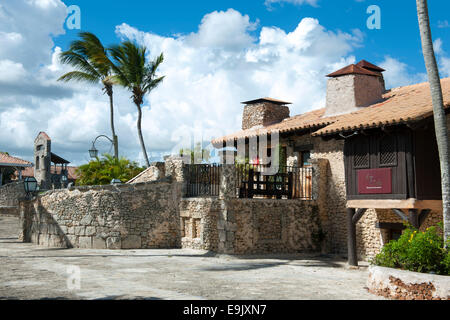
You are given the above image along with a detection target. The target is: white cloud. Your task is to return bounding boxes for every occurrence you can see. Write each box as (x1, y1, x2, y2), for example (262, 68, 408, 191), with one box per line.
(433, 38, 450, 78)
(265, 0, 319, 10)
(437, 20, 450, 29)
(0, 60, 26, 83)
(378, 56, 427, 89)
(0, 3, 364, 166)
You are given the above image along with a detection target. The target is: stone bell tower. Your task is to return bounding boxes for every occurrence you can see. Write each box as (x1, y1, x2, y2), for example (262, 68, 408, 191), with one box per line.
(34, 132, 52, 190)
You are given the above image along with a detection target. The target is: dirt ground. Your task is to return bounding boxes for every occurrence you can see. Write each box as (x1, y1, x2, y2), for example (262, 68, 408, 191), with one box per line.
(0, 215, 382, 300)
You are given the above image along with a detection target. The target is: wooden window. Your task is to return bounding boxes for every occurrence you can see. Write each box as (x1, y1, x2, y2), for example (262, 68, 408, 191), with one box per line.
(353, 138, 370, 169)
(301, 151, 311, 167)
(379, 135, 397, 167)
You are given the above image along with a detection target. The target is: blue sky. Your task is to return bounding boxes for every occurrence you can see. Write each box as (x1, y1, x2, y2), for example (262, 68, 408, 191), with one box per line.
(57, 0, 450, 76)
(1, 0, 450, 165)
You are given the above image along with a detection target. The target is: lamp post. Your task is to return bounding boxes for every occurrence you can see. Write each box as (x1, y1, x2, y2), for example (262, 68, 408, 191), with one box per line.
(89, 135, 117, 160)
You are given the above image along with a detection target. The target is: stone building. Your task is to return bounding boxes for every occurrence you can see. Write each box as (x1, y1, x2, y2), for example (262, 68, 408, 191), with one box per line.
(212, 60, 450, 260)
(34, 132, 78, 189)
(17, 61, 450, 263)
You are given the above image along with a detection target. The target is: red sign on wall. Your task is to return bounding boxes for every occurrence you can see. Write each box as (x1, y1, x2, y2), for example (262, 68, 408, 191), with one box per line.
(357, 168, 392, 194)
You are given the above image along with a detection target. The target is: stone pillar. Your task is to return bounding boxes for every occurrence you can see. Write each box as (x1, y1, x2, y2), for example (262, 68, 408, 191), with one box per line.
(310, 158, 330, 253)
(218, 165, 237, 254)
(18, 198, 33, 243)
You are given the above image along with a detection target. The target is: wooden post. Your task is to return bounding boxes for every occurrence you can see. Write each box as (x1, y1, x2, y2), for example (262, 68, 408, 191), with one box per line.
(408, 209, 420, 229)
(248, 169, 254, 199)
(347, 208, 358, 266)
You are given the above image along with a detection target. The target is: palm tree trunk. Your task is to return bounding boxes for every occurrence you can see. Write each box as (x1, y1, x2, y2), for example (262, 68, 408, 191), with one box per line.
(417, 0, 450, 243)
(106, 86, 119, 160)
(136, 103, 150, 167)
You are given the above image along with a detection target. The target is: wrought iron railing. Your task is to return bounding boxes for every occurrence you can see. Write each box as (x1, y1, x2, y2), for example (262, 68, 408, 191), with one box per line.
(184, 163, 313, 200)
(184, 164, 221, 197)
(235, 164, 313, 200)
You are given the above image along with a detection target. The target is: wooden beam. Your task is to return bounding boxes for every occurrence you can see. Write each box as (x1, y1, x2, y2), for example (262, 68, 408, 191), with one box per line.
(392, 209, 409, 222)
(347, 199, 443, 211)
(347, 208, 358, 267)
(352, 208, 367, 224)
(375, 222, 406, 230)
(408, 209, 419, 229)
(419, 209, 431, 227)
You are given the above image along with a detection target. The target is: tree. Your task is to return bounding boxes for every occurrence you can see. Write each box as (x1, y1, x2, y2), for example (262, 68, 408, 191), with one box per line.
(58, 32, 119, 160)
(109, 41, 165, 167)
(76, 154, 144, 186)
(416, 0, 450, 243)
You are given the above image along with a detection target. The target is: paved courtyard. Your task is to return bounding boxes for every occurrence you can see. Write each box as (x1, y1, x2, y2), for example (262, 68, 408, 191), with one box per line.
(0, 215, 382, 300)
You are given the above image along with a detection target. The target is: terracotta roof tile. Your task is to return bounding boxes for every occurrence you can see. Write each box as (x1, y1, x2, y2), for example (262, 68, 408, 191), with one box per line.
(356, 60, 385, 72)
(18, 166, 79, 180)
(313, 77, 450, 136)
(213, 77, 450, 144)
(326, 64, 381, 77)
(0, 153, 32, 167)
(242, 97, 292, 105)
(212, 108, 337, 144)
(37, 132, 51, 140)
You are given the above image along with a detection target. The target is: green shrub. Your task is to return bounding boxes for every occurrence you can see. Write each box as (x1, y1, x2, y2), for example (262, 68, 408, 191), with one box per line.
(372, 223, 449, 275)
(76, 154, 145, 186)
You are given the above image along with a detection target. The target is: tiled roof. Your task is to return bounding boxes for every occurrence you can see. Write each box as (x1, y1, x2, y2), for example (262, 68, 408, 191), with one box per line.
(356, 60, 385, 72)
(212, 77, 450, 144)
(326, 64, 381, 77)
(313, 77, 450, 136)
(37, 132, 51, 140)
(212, 108, 337, 145)
(242, 97, 292, 105)
(18, 166, 79, 180)
(0, 153, 32, 167)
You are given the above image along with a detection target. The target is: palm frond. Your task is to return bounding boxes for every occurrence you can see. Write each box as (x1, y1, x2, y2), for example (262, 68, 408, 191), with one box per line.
(58, 71, 99, 83)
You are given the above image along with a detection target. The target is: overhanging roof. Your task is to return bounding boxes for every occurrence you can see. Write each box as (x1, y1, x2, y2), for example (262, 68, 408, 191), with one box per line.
(51, 152, 70, 164)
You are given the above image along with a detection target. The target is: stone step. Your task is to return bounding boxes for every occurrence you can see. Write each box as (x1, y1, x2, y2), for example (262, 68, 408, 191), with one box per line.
(0, 206, 19, 216)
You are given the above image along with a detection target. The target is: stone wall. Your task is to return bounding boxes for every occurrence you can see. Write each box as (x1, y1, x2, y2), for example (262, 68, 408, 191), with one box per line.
(178, 197, 322, 255)
(179, 198, 220, 251)
(242, 102, 290, 130)
(0, 181, 25, 216)
(127, 162, 165, 184)
(179, 163, 324, 255)
(368, 266, 450, 300)
(19, 178, 181, 249)
(324, 74, 383, 117)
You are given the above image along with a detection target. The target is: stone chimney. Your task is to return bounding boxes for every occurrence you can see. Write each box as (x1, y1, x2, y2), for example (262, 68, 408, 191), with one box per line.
(241, 98, 291, 130)
(323, 60, 385, 117)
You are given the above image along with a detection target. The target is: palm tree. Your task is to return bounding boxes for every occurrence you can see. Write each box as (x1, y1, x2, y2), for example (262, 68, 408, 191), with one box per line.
(58, 32, 119, 160)
(416, 0, 450, 243)
(109, 41, 165, 167)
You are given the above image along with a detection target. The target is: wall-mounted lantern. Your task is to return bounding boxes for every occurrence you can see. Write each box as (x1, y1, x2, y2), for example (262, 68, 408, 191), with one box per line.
(110, 179, 122, 185)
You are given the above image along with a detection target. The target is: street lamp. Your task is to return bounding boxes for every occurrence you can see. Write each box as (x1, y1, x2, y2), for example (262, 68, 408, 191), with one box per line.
(89, 135, 114, 159)
(24, 177, 38, 197)
(89, 144, 99, 158)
